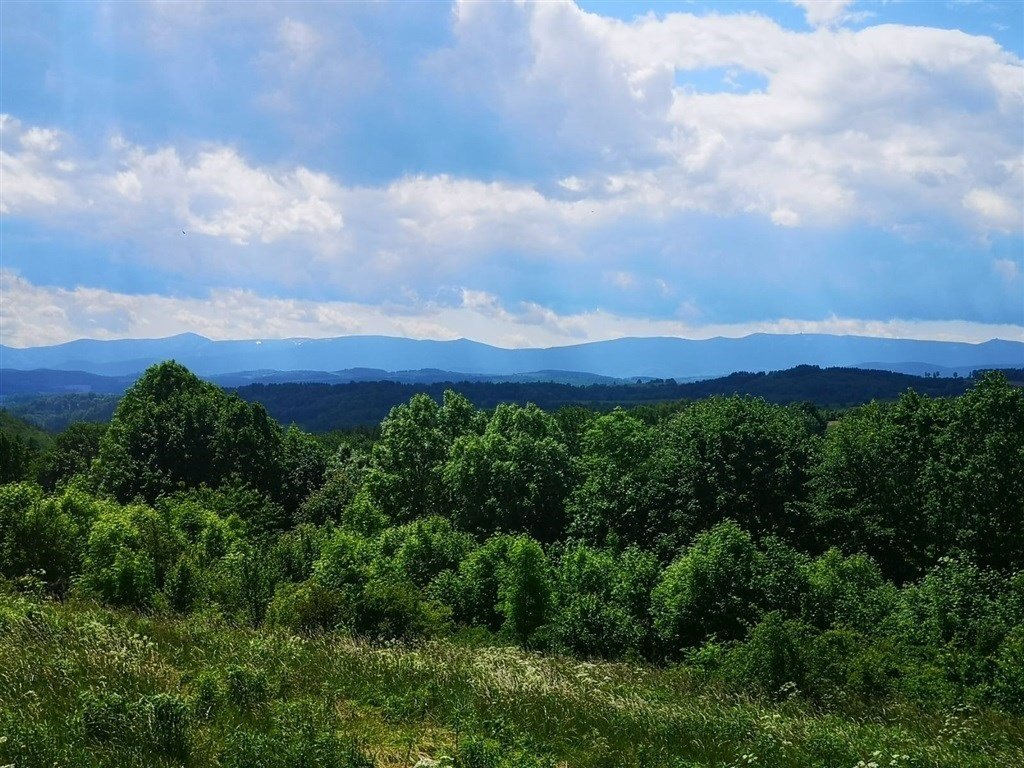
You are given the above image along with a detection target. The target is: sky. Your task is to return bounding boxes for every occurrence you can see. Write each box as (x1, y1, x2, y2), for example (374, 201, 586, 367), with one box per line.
(1, 0, 1022, 349)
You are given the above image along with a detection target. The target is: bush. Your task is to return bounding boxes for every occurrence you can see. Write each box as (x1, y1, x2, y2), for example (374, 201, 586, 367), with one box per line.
(355, 577, 447, 641)
(80, 503, 180, 609)
(431, 536, 513, 631)
(723, 612, 811, 697)
(0, 483, 85, 593)
(549, 543, 658, 659)
(375, 516, 475, 588)
(652, 521, 766, 655)
(266, 580, 347, 633)
(800, 549, 891, 630)
(496, 536, 552, 644)
(165, 552, 204, 612)
(991, 626, 1024, 714)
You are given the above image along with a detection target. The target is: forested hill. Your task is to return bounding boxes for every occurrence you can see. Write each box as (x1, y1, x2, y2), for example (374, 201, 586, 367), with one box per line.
(234, 364, 1003, 431)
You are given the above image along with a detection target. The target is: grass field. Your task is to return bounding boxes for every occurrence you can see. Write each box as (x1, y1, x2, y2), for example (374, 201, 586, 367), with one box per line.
(1, 590, 1021, 768)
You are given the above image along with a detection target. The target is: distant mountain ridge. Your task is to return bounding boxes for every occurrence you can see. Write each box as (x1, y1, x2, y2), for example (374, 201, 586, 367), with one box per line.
(1, 332, 1021, 381)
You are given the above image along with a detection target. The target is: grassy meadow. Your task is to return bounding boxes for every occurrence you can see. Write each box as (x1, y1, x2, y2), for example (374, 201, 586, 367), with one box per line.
(2, 589, 1022, 768)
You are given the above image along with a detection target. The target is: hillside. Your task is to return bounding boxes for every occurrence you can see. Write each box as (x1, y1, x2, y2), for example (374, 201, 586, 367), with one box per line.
(2, 592, 1020, 768)
(6, 365, 1010, 433)
(232, 365, 986, 430)
(2, 362, 1023, 767)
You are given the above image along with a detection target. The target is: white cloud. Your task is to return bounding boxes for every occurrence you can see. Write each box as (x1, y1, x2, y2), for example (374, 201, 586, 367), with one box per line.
(771, 207, 801, 227)
(436, 2, 1023, 232)
(1, 117, 345, 246)
(19, 127, 61, 153)
(277, 18, 321, 70)
(964, 188, 1020, 232)
(3, 270, 1021, 349)
(789, 1, 860, 29)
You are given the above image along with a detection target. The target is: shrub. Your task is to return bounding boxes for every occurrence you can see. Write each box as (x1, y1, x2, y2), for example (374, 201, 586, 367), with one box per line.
(0, 483, 84, 593)
(80, 502, 181, 609)
(375, 516, 475, 588)
(549, 543, 658, 659)
(991, 626, 1024, 714)
(266, 580, 347, 634)
(801, 549, 891, 630)
(652, 521, 766, 655)
(165, 552, 204, 613)
(355, 577, 448, 641)
(431, 536, 513, 631)
(723, 612, 811, 697)
(497, 536, 552, 644)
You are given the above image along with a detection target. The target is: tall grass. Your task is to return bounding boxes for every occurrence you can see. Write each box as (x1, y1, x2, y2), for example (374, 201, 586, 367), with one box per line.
(1, 590, 1021, 768)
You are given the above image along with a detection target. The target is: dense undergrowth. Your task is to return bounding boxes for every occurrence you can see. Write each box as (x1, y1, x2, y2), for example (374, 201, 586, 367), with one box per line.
(1, 361, 1022, 765)
(2, 589, 1022, 768)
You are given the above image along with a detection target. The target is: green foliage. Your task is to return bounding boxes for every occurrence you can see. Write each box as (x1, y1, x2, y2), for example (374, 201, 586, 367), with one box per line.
(724, 612, 812, 697)
(921, 372, 1024, 571)
(225, 665, 270, 709)
(991, 626, 1024, 714)
(144, 692, 191, 759)
(800, 548, 892, 630)
(652, 521, 766, 654)
(657, 396, 816, 548)
(446, 403, 571, 541)
(3, 361, 1024, 762)
(80, 502, 181, 608)
(280, 424, 329, 511)
(432, 535, 515, 631)
(565, 410, 670, 550)
(298, 442, 367, 525)
(355, 576, 447, 640)
(375, 516, 475, 587)
(78, 690, 133, 744)
(35, 421, 106, 490)
(92, 361, 286, 505)
(898, 556, 1023, 658)
(809, 373, 1024, 578)
(365, 391, 479, 523)
(496, 536, 552, 643)
(549, 543, 658, 658)
(0, 483, 88, 592)
(0, 430, 37, 484)
(0, 409, 50, 484)
(266, 579, 347, 633)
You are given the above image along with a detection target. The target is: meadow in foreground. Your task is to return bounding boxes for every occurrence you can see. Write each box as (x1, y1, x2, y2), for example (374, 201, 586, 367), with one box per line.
(2, 588, 1022, 768)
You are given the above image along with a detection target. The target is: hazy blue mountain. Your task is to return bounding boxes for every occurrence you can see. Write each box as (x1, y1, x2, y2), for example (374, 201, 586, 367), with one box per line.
(1, 332, 1021, 380)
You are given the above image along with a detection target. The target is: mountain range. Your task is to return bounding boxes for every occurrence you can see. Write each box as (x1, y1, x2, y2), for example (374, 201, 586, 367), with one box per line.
(1, 333, 1021, 391)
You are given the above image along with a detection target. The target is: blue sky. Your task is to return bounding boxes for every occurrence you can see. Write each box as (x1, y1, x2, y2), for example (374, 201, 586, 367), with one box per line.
(1, 0, 1022, 347)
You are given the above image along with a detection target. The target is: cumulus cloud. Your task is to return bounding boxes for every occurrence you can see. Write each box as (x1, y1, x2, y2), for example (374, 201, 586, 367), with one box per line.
(964, 188, 1021, 232)
(3, 270, 1021, 349)
(789, 1, 861, 29)
(435, 1, 1023, 232)
(2, 116, 345, 245)
(2, 3, 1023, 346)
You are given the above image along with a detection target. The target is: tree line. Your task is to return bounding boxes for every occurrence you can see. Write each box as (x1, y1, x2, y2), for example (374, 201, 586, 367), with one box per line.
(1, 361, 1022, 714)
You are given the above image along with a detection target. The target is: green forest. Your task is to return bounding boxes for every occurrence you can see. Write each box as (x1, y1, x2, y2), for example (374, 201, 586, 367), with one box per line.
(1, 361, 1023, 767)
